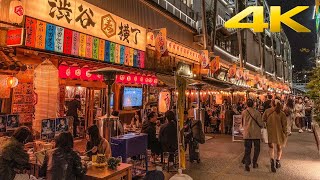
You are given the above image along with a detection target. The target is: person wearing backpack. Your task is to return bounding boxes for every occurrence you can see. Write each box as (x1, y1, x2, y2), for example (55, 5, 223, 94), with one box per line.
(263, 99, 287, 173)
(241, 99, 263, 172)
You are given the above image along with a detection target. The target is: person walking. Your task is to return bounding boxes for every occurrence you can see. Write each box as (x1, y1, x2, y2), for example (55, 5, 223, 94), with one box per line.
(283, 98, 295, 136)
(304, 98, 313, 132)
(295, 97, 305, 133)
(241, 99, 263, 172)
(263, 99, 287, 173)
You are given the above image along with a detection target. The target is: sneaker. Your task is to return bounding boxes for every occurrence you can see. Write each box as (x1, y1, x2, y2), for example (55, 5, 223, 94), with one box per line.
(276, 160, 281, 169)
(308, 129, 312, 132)
(288, 132, 292, 136)
(253, 163, 259, 168)
(299, 129, 303, 133)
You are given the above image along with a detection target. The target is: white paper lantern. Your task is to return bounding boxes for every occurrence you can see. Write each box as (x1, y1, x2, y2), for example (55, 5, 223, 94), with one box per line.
(9, 0, 24, 24)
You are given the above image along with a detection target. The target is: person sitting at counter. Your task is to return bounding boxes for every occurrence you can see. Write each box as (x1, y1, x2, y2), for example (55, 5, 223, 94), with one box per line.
(86, 125, 111, 158)
(130, 110, 141, 128)
(142, 112, 161, 154)
(40, 132, 87, 180)
(0, 126, 32, 180)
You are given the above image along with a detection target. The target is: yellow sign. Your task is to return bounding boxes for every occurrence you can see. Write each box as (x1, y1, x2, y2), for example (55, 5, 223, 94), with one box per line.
(176, 76, 186, 169)
(23, 0, 146, 51)
(225, 6, 311, 32)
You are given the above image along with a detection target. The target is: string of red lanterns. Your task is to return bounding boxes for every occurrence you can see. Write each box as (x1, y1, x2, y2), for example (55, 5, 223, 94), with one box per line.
(58, 62, 158, 86)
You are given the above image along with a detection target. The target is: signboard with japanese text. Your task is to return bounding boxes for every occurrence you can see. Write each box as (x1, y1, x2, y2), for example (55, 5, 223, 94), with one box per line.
(23, 0, 146, 51)
(25, 17, 145, 68)
(6, 28, 24, 46)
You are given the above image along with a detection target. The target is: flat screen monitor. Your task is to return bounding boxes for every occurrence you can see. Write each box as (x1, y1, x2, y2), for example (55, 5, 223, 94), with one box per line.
(122, 87, 143, 109)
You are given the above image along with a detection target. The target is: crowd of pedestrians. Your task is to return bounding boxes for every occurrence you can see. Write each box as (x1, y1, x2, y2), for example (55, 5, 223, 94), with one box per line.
(241, 95, 313, 173)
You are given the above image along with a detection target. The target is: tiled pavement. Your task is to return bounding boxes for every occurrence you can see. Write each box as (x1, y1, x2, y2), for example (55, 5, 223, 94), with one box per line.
(181, 131, 320, 180)
(74, 131, 320, 180)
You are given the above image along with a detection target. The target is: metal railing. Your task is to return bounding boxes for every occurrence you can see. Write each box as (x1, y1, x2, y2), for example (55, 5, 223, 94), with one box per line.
(216, 15, 236, 32)
(155, 0, 197, 28)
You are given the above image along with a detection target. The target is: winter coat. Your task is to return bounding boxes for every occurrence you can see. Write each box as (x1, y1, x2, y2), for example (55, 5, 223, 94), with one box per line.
(141, 121, 160, 154)
(0, 137, 30, 180)
(159, 121, 178, 153)
(40, 147, 87, 180)
(263, 108, 287, 145)
(242, 108, 263, 139)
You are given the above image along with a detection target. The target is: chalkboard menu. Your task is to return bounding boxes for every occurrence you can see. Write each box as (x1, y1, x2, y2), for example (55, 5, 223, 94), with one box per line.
(11, 83, 34, 123)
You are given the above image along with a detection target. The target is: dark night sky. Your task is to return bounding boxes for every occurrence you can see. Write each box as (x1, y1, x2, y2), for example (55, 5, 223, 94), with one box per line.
(267, 0, 316, 71)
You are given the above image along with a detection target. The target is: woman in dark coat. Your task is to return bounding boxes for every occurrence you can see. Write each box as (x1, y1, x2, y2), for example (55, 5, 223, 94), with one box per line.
(0, 127, 32, 180)
(40, 132, 87, 180)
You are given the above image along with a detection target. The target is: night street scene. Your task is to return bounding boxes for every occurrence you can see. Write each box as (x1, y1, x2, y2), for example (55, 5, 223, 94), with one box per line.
(0, 0, 319, 180)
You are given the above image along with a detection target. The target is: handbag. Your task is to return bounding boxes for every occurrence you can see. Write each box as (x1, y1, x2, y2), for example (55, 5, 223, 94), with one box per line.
(247, 110, 268, 143)
(14, 174, 30, 180)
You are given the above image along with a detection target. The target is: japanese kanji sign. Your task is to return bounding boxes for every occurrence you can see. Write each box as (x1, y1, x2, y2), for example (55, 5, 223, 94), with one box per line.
(23, 0, 146, 51)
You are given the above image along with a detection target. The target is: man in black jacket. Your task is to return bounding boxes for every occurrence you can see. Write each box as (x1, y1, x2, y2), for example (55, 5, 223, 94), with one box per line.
(262, 94, 273, 112)
(141, 112, 161, 154)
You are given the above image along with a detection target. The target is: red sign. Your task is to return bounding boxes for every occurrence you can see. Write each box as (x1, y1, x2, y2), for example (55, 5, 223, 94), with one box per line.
(116, 74, 157, 86)
(6, 28, 23, 46)
(14, 6, 24, 16)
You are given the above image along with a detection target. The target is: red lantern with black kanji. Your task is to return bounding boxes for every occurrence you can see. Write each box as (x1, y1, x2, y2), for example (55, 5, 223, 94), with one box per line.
(58, 62, 70, 79)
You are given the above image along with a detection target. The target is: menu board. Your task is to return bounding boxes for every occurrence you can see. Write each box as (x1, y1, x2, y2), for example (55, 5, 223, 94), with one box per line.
(11, 83, 34, 124)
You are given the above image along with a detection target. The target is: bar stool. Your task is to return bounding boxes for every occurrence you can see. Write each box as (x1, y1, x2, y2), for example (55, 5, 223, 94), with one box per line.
(163, 151, 178, 172)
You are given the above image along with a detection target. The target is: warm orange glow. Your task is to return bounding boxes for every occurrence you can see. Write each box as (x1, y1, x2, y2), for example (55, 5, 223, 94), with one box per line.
(6, 76, 18, 88)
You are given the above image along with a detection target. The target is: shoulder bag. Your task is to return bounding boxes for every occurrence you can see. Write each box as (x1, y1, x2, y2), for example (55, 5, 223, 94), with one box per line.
(247, 110, 268, 143)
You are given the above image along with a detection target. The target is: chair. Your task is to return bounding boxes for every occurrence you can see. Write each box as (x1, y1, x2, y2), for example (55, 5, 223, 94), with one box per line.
(163, 151, 178, 172)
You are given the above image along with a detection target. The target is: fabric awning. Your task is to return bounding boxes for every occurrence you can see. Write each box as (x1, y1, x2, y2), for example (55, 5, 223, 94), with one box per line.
(156, 74, 210, 89)
(202, 76, 233, 89)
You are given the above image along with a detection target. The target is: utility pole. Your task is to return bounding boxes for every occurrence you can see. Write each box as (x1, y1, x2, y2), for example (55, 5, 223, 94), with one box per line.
(236, 0, 243, 68)
(210, 0, 218, 53)
(202, 0, 208, 50)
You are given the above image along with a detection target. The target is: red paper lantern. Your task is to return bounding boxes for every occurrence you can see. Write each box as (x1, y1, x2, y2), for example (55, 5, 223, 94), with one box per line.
(139, 75, 144, 84)
(80, 66, 90, 81)
(58, 62, 70, 79)
(125, 74, 132, 84)
(70, 64, 81, 79)
(133, 75, 138, 84)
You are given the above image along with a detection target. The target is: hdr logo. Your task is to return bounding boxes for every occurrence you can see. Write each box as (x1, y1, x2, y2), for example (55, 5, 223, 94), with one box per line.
(225, 6, 311, 33)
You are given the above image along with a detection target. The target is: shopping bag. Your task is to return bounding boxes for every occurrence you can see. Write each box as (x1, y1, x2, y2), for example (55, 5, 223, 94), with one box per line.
(261, 128, 268, 144)
(14, 174, 30, 180)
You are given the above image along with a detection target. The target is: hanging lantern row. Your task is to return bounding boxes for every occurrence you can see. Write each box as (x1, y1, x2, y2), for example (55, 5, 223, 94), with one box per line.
(115, 74, 158, 86)
(59, 63, 103, 81)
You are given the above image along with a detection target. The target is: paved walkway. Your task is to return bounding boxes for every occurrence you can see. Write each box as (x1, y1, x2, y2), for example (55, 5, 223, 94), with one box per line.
(182, 131, 320, 180)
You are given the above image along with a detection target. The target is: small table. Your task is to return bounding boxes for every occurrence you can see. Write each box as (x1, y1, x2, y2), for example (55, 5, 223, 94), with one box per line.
(85, 163, 132, 180)
(111, 133, 148, 172)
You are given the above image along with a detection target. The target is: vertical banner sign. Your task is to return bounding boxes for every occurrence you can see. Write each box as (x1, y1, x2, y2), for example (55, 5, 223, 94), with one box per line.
(92, 37, 99, 60)
(140, 51, 145, 68)
(55, 26, 64, 53)
(35, 21, 47, 49)
(125, 47, 130, 66)
(120, 45, 125, 65)
(115, 44, 120, 64)
(228, 64, 237, 78)
(154, 28, 167, 58)
(105, 41, 110, 62)
(199, 50, 209, 69)
(25, 17, 37, 47)
(243, 70, 249, 81)
(133, 49, 137, 67)
(85, 35, 93, 59)
(79, 33, 86, 57)
(98, 39, 105, 61)
(129, 48, 134, 66)
(63, 28, 73, 55)
(45, 24, 56, 51)
(232, 115, 243, 142)
(109, 42, 115, 63)
(71, 31, 80, 56)
(176, 76, 186, 169)
(210, 56, 220, 75)
(236, 68, 244, 80)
